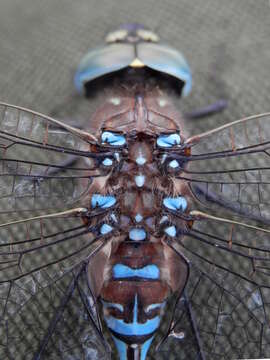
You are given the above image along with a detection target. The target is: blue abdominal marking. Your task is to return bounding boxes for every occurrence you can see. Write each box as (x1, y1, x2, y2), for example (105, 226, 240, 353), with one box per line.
(164, 225, 177, 237)
(141, 336, 155, 360)
(101, 131, 126, 146)
(113, 264, 160, 280)
(100, 224, 113, 235)
(112, 335, 154, 360)
(163, 196, 187, 211)
(145, 302, 165, 313)
(157, 133, 181, 147)
(102, 301, 124, 312)
(129, 228, 146, 241)
(91, 194, 116, 208)
(104, 295, 161, 336)
(111, 336, 128, 360)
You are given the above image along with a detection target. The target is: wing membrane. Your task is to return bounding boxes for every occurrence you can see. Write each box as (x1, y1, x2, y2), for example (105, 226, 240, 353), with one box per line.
(175, 113, 270, 222)
(0, 265, 108, 360)
(0, 209, 101, 286)
(159, 211, 270, 359)
(0, 103, 113, 215)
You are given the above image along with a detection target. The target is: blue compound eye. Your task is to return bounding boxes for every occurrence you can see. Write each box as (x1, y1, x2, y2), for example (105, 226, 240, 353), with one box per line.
(156, 133, 181, 148)
(101, 131, 126, 146)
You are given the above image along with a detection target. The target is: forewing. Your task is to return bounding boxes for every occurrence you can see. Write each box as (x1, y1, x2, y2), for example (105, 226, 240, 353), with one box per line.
(0, 103, 106, 217)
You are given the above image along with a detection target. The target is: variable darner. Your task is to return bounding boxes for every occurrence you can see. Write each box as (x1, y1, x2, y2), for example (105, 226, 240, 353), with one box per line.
(0, 24, 270, 360)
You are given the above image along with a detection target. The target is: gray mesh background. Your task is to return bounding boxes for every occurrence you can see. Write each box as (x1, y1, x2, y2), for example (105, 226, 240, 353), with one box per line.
(0, 1, 270, 359)
(1, 0, 270, 123)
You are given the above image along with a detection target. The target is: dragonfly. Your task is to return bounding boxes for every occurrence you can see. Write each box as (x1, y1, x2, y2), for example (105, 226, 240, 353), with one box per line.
(0, 23, 270, 360)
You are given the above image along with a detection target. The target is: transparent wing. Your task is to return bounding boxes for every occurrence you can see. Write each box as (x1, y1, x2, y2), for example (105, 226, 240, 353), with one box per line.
(150, 290, 204, 360)
(0, 103, 118, 358)
(0, 262, 109, 360)
(170, 113, 270, 223)
(0, 207, 117, 359)
(0, 103, 114, 216)
(156, 210, 270, 359)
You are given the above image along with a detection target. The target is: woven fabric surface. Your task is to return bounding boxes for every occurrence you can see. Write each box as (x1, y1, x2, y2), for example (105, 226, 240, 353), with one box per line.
(0, 1, 270, 359)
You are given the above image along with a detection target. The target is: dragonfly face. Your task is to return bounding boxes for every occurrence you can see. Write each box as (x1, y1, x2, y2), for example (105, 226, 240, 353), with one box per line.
(0, 24, 270, 360)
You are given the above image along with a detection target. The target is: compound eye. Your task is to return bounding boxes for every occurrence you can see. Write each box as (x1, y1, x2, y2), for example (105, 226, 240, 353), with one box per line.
(156, 133, 181, 148)
(101, 131, 126, 146)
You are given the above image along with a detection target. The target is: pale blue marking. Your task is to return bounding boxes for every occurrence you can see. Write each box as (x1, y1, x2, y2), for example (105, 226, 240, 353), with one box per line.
(136, 154, 146, 165)
(163, 196, 187, 212)
(169, 159, 179, 168)
(135, 175, 145, 187)
(110, 213, 118, 223)
(111, 336, 127, 360)
(113, 264, 160, 280)
(164, 225, 177, 237)
(114, 152, 120, 161)
(102, 301, 124, 312)
(104, 295, 161, 336)
(102, 158, 113, 166)
(129, 228, 146, 241)
(157, 133, 181, 148)
(101, 131, 126, 146)
(91, 194, 116, 208)
(159, 215, 168, 224)
(161, 154, 167, 164)
(141, 336, 155, 360)
(135, 213, 143, 223)
(145, 302, 165, 313)
(100, 224, 113, 235)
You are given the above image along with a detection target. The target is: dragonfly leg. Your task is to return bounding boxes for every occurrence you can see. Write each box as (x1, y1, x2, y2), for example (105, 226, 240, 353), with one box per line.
(184, 99, 228, 119)
(33, 266, 85, 359)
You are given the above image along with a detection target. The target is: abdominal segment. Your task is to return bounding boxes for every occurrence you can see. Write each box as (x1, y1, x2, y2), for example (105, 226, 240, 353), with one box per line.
(92, 241, 188, 360)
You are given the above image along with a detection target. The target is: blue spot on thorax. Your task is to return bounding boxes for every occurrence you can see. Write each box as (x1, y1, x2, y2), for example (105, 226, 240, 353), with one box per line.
(164, 225, 177, 237)
(157, 133, 181, 148)
(100, 223, 113, 234)
(91, 194, 116, 208)
(169, 159, 180, 168)
(101, 131, 126, 146)
(129, 228, 146, 241)
(102, 157, 113, 166)
(163, 196, 187, 211)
